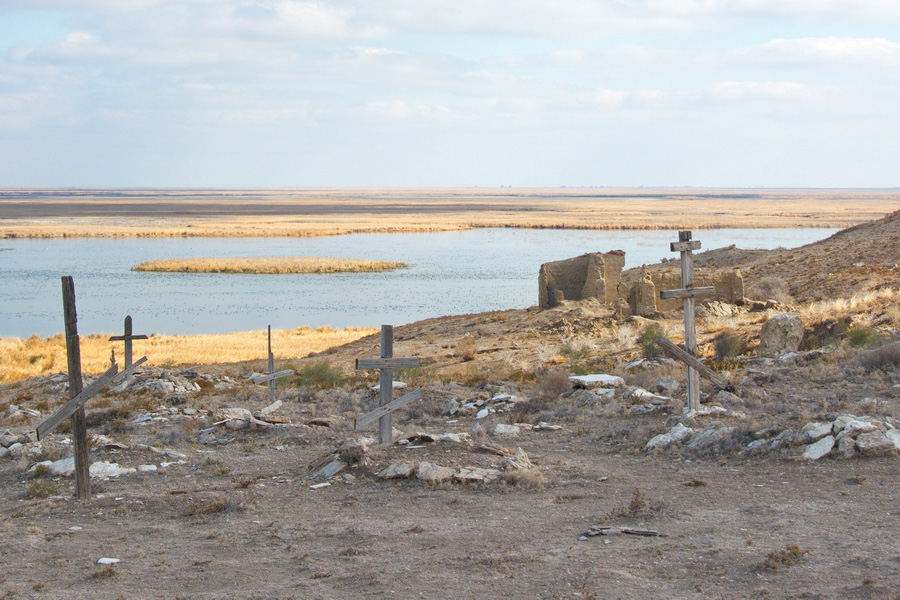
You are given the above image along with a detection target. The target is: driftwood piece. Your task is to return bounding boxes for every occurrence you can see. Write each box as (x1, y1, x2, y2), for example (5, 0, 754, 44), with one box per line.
(581, 526, 665, 538)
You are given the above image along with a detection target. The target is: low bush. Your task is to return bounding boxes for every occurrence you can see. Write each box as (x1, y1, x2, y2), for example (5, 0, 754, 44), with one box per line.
(296, 360, 343, 388)
(747, 276, 793, 304)
(714, 329, 746, 359)
(858, 341, 900, 371)
(637, 323, 665, 358)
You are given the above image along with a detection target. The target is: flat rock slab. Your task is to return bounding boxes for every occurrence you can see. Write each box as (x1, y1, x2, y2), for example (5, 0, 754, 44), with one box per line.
(493, 424, 521, 437)
(454, 467, 500, 484)
(416, 461, 455, 483)
(645, 424, 693, 450)
(377, 463, 416, 479)
(803, 435, 835, 460)
(568, 374, 625, 389)
(855, 432, 897, 457)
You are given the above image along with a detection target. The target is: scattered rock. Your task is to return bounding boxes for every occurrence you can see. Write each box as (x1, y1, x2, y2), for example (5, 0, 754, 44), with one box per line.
(377, 463, 416, 479)
(654, 377, 680, 395)
(801, 422, 833, 444)
(712, 390, 744, 409)
(685, 423, 740, 455)
(312, 458, 348, 480)
(855, 432, 897, 457)
(533, 422, 562, 431)
(90, 461, 137, 478)
(836, 435, 857, 458)
(137, 464, 158, 472)
(416, 461, 455, 484)
(453, 467, 500, 484)
(886, 429, 900, 450)
(802, 435, 835, 460)
(757, 312, 804, 357)
(645, 424, 693, 450)
(493, 423, 520, 437)
(97, 558, 120, 565)
(475, 408, 490, 420)
(568, 374, 625, 389)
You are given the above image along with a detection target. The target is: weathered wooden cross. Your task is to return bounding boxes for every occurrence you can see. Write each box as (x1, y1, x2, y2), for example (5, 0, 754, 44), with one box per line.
(249, 325, 294, 403)
(354, 324, 422, 444)
(108, 315, 148, 370)
(36, 277, 146, 499)
(658, 231, 715, 412)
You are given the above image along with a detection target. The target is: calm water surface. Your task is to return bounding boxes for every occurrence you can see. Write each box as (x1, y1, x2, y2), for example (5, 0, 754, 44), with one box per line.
(0, 228, 836, 337)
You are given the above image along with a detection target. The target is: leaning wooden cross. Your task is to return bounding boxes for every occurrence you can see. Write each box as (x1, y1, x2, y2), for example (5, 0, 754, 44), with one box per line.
(36, 277, 147, 499)
(354, 324, 422, 444)
(658, 231, 715, 412)
(249, 325, 294, 403)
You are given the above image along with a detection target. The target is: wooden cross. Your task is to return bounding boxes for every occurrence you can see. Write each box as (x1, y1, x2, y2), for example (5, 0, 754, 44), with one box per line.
(108, 315, 148, 370)
(249, 325, 294, 402)
(37, 277, 146, 499)
(659, 231, 715, 412)
(355, 324, 421, 444)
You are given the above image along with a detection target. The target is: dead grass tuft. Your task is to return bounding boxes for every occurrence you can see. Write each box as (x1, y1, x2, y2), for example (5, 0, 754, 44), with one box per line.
(747, 276, 793, 304)
(857, 341, 900, 371)
(501, 467, 547, 489)
(761, 545, 810, 570)
(456, 336, 477, 362)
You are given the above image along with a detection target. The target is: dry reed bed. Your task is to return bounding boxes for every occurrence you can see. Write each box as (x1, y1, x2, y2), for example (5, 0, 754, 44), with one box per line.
(0, 326, 377, 384)
(132, 257, 407, 274)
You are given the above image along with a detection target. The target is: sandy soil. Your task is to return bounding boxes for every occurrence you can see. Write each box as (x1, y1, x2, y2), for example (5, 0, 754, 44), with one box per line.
(1, 209, 898, 600)
(3, 188, 899, 238)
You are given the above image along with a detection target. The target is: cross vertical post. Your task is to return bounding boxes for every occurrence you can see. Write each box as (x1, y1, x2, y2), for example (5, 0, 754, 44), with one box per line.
(659, 231, 715, 413)
(62, 277, 91, 500)
(267, 325, 275, 405)
(378, 325, 394, 444)
(109, 315, 148, 385)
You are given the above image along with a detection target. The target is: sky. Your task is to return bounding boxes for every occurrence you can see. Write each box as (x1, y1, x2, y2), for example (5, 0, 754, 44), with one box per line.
(1, 1, 899, 188)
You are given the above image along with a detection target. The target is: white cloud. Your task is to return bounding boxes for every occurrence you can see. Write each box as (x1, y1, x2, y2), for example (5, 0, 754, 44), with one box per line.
(747, 37, 900, 66)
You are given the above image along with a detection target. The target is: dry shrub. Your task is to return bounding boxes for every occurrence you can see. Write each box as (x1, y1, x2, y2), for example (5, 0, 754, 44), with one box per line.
(637, 323, 665, 358)
(185, 497, 230, 516)
(747, 276, 793, 304)
(857, 341, 900, 371)
(534, 369, 571, 401)
(604, 488, 658, 520)
(714, 329, 747, 359)
(28, 480, 60, 499)
(761, 545, 810, 570)
(501, 467, 546, 489)
(456, 336, 477, 362)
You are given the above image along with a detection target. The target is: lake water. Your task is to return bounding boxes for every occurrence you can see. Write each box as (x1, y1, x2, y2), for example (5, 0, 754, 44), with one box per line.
(0, 228, 836, 337)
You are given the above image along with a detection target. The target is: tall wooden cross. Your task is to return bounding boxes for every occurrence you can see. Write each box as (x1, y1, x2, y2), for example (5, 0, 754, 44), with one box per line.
(108, 315, 148, 370)
(37, 277, 146, 499)
(355, 324, 421, 445)
(659, 231, 715, 412)
(249, 325, 294, 403)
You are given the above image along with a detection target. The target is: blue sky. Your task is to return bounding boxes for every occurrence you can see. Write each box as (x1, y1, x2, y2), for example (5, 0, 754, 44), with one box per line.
(1, 1, 899, 187)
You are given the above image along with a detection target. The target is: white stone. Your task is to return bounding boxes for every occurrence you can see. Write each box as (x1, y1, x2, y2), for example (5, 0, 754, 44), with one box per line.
(493, 423, 521, 437)
(568, 374, 625, 389)
(377, 462, 416, 479)
(801, 422, 833, 443)
(90, 461, 136, 478)
(629, 387, 670, 403)
(645, 424, 693, 450)
(886, 429, 900, 450)
(97, 558, 120, 565)
(491, 393, 514, 403)
(836, 420, 878, 440)
(475, 408, 490, 420)
(369, 381, 407, 391)
(758, 313, 804, 357)
(533, 422, 562, 431)
(137, 464, 158, 472)
(416, 461, 455, 483)
(453, 467, 501, 484)
(832, 414, 857, 435)
(802, 435, 835, 460)
(50, 456, 76, 476)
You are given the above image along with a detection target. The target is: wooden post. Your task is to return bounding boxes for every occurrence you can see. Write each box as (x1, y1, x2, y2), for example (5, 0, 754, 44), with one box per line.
(62, 277, 90, 500)
(378, 325, 394, 445)
(267, 325, 275, 404)
(659, 232, 715, 413)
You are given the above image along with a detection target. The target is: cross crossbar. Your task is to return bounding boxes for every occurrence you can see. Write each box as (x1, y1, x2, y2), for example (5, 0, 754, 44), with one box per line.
(355, 389, 422, 429)
(671, 240, 701, 252)
(108, 334, 149, 341)
(659, 286, 715, 300)
(355, 357, 420, 370)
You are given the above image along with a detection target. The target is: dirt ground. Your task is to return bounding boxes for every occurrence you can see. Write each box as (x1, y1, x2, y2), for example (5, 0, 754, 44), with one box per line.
(1, 210, 898, 600)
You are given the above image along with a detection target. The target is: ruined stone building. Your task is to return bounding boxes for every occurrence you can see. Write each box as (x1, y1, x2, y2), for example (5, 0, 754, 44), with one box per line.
(538, 251, 743, 316)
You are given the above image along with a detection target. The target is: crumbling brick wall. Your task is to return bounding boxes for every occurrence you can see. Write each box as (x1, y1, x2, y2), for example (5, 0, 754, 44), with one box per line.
(538, 251, 626, 309)
(650, 269, 744, 313)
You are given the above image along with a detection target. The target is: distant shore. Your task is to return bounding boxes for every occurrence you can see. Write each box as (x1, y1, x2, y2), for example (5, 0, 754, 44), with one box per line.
(2, 187, 898, 239)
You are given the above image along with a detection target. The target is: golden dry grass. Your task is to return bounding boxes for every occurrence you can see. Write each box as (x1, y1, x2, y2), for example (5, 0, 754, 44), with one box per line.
(3, 187, 898, 239)
(0, 326, 377, 384)
(132, 257, 407, 274)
